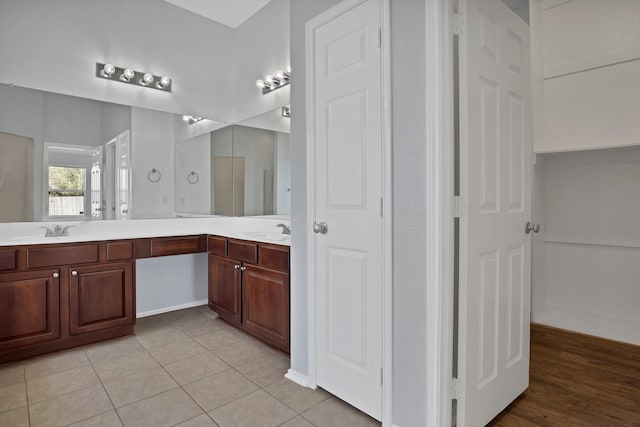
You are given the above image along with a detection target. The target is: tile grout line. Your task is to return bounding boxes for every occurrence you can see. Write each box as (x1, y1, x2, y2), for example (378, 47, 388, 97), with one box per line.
(145, 318, 245, 425)
(23, 365, 32, 427)
(101, 340, 185, 414)
(84, 349, 125, 427)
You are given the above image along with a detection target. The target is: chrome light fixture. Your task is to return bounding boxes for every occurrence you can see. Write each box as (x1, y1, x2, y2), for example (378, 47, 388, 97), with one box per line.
(281, 105, 291, 118)
(120, 68, 135, 82)
(256, 65, 291, 95)
(100, 63, 116, 78)
(96, 63, 172, 92)
(182, 115, 204, 125)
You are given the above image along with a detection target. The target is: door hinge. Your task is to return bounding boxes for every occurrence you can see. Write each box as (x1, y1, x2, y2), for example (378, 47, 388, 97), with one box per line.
(452, 377, 462, 400)
(453, 13, 465, 35)
(380, 197, 384, 217)
(453, 196, 465, 218)
(378, 28, 382, 49)
(380, 367, 383, 385)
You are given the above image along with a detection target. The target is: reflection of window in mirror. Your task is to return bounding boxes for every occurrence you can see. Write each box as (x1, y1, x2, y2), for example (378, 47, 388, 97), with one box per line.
(43, 143, 102, 220)
(47, 166, 86, 216)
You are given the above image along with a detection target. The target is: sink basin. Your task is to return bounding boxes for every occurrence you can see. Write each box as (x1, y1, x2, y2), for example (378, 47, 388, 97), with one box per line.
(242, 231, 289, 242)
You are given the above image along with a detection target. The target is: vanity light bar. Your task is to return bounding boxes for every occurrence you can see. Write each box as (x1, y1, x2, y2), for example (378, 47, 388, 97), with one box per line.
(95, 63, 172, 92)
(256, 66, 291, 95)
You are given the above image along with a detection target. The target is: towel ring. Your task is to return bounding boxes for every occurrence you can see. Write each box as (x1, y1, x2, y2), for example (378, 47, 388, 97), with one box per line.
(147, 168, 161, 183)
(188, 171, 199, 184)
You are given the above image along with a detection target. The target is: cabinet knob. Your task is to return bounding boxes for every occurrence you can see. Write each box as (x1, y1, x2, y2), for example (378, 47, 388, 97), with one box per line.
(234, 264, 241, 270)
(71, 271, 78, 276)
(52, 272, 59, 278)
(240, 266, 247, 272)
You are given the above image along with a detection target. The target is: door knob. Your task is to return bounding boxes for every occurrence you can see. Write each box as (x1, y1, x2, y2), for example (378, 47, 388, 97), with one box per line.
(52, 272, 59, 278)
(525, 221, 540, 234)
(71, 270, 78, 276)
(313, 221, 328, 234)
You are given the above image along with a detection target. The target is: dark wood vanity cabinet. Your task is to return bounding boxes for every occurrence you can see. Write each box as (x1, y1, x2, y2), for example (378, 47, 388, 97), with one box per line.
(242, 264, 289, 351)
(208, 237, 290, 352)
(209, 255, 242, 325)
(0, 241, 135, 363)
(69, 261, 134, 335)
(0, 269, 61, 351)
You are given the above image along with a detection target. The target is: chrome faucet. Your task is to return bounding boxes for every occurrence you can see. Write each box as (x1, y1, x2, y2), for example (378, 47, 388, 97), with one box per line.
(276, 223, 291, 235)
(40, 224, 73, 237)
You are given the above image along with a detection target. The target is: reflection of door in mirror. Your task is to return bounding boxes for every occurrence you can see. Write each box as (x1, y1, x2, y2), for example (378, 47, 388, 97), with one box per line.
(213, 157, 245, 216)
(104, 130, 131, 219)
(43, 143, 102, 220)
(0, 132, 33, 221)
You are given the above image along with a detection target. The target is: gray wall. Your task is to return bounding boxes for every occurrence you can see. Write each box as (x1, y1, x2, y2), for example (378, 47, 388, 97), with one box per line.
(390, 1, 428, 425)
(289, 0, 343, 379)
(0, 0, 291, 125)
(0, 0, 235, 122)
(290, 1, 429, 425)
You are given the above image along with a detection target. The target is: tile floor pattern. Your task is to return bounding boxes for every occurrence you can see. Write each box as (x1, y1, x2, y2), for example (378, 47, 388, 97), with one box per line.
(0, 306, 380, 427)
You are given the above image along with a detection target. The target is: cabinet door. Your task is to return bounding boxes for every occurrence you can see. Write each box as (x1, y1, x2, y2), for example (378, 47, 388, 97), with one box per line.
(209, 255, 241, 324)
(0, 269, 60, 351)
(69, 261, 134, 335)
(242, 264, 289, 352)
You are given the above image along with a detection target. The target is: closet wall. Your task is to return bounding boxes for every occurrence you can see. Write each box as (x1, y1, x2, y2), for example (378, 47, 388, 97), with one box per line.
(532, 0, 640, 344)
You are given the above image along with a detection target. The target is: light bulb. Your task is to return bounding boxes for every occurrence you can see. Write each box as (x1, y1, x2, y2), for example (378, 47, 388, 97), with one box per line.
(182, 115, 190, 122)
(275, 70, 284, 80)
(264, 75, 274, 87)
(120, 68, 135, 82)
(156, 76, 171, 89)
(140, 73, 154, 86)
(256, 79, 265, 88)
(286, 65, 292, 74)
(101, 63, 115, 77)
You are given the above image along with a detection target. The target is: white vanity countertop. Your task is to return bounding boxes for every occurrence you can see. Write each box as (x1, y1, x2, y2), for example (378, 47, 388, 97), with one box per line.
(0, 217, 291, 247)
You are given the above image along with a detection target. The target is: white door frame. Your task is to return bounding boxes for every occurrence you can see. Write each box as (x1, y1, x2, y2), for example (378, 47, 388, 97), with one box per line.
(425, 0, 456, 426)
(304, 0, 393, 425)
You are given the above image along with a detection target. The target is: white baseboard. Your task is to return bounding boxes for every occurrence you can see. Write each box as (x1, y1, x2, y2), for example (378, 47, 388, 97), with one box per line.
(285, 369, 314, 389)
(535, 303, 640, 346)
(136, 299, 209, 318)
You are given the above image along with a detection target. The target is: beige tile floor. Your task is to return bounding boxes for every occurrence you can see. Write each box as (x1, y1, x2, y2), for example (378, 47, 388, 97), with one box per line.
(0, 306, 380, 427)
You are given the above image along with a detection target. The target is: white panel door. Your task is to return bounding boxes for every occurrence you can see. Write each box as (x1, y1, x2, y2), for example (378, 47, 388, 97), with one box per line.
(309, 0, 383, 420)
(458, 0, 532, 425)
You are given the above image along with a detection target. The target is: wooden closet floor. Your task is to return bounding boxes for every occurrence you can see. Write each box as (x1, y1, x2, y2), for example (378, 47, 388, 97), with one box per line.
(489, 324, 640, 426)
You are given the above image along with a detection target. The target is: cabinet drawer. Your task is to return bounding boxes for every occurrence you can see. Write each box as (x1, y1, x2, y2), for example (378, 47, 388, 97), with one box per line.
(208, 236, 227, 256)
(150, 235, 206, 257)
(27, 244, 99, 269)
(107, 241, 133, 261)
(258, 245, 289, 272)
(227, 240, 257, 264)
(0, 249, 16, 271)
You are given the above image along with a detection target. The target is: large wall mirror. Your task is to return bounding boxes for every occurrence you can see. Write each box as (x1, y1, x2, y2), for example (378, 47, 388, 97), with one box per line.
(0, 83, 290, 222)
(174, 110, 290, 217)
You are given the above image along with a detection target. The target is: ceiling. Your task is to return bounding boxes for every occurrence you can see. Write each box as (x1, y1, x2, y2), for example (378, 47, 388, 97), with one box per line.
(164, 0, 272, 28)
